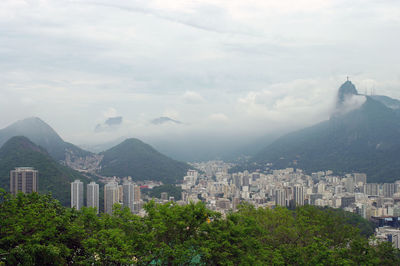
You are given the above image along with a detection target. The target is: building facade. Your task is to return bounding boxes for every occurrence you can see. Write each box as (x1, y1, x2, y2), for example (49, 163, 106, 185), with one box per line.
(87, 181, 99, 213)
(10, 167, 38, 195)
(71, 179, 84, 210)
(122, 181, 135, 213)
(104, 181, 119, 214)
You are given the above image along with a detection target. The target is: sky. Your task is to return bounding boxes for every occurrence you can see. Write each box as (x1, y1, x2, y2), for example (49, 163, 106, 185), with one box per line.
(1, 0, 400, 160)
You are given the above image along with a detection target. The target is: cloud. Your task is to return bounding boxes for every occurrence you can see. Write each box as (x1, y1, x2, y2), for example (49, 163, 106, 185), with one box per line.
(95, 116, 123, 132)
(209, 113, 229, 122)
(182, 91, 205, 104)
(335, 95, 367, 116)
(1, 0, 400, 158)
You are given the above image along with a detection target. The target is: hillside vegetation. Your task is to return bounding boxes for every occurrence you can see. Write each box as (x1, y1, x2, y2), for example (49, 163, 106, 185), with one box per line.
(99, 138, 190, 183)
(1, 190, 398, 265)
(0, 136, 89, 206)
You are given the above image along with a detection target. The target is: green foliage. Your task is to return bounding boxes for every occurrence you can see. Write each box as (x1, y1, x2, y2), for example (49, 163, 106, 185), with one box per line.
(0, 136, 90, 206)
(145, 184, 183, 200)
(1, 191, 399, 265)
(99, 138, 190, 183)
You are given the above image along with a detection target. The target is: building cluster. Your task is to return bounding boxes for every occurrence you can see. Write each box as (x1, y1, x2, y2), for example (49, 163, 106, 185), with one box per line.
(180, 161, 400, 249)
(71, 177, 142, 214)
(9, 163, 400, 249)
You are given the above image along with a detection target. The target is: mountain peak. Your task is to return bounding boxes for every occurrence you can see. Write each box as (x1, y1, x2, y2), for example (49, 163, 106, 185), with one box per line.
(0, 117, 92, 162)
(0, 136, 47, 156)
(337, 80, 358, 106)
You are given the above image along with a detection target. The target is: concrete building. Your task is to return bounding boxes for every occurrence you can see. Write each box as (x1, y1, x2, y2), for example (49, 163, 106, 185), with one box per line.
(71, 180, 84, 210)
(161, 192, 168, 200)
(294, 185, 305, 206)
(123, 181, 135, 213)
(275, 188, 286, 207)
(354, 173, 367, 184)
(365, 183, 379, 196)
(104, 181, 119, 214)
(134, 185, 141, 202)
(87, 181, 99, 213)
(10, 167, 38, 195)
(383, 183, 396, 198)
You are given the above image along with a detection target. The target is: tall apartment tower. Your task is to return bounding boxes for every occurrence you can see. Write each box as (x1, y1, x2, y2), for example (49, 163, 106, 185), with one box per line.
(294, 185, 305, 206)
(10, 167, 38, 195)
(87, 181, 99, 213)
(275, 188, 286, 207)
(122, 181, 135, 213)
(134, 185, 141, 202)
(71, 180, 84, 210)
(104, 181, 119, 214)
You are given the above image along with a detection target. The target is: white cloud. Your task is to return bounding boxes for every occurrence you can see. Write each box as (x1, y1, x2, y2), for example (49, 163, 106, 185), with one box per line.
(103, 107, 118, 118)
(208, 113, 229, 122)
(0, 0, 400, 154)
(182, 91, 205, 104)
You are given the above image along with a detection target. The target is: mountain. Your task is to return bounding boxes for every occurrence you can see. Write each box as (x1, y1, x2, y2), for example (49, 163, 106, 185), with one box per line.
(337, 80, 358, 106)
(0, 117, 97, 170)
(253, 81, 400, 183)
(370, 95, 400, 114)
(0, 136, 91, 206)
(99, 138, 191, 183)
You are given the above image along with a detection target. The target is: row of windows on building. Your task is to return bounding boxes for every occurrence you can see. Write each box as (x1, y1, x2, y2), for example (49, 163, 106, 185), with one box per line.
(71, 179, 141, 214)
(10, 167, 38, 195)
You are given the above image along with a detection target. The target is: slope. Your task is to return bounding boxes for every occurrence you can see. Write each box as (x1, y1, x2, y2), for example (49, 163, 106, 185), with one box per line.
(99, 138, 191, 183)
(0, 136, 90, 206)
(0, 117, 92, 162)
(253, 82, 400, 182)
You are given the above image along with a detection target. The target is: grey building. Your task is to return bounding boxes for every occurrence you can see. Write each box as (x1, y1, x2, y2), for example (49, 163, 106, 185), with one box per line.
(104, 181, 119, 214)
(87, 181, 99, 213)
(10, 167, 38, 195)
(294, 185, 305, 206)
(122, 181, 135, 213)
(71, 179, 84, 210)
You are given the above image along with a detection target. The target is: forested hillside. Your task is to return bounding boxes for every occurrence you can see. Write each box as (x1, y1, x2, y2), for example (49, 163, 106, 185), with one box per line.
(1, 190, 398, 265)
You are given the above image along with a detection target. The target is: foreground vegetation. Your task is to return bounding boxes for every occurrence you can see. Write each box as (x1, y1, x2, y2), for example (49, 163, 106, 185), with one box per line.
(1, 189, 399, 265)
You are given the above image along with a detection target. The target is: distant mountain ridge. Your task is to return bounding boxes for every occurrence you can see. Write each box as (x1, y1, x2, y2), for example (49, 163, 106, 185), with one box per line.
(0, 118, 191, 185)
(0, 136, 90, 206)
(253, 81, 400, 183)
(0, 117, 93, 166)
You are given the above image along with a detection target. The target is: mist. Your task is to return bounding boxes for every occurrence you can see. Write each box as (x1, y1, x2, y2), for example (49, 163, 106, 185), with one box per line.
(1, 0, 400, 161)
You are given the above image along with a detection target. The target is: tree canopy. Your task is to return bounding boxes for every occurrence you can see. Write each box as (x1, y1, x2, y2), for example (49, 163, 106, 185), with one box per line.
(1, 189, 399, 265)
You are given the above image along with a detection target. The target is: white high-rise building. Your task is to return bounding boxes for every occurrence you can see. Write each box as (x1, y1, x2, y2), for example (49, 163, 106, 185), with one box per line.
(123, 181, 135, 213)
(71, 179, 84, 210)
(87, 181, 99, 213)
(275, 188, 286, 207)
(104, 181, 119, 214)
(294, 185, 305, 206)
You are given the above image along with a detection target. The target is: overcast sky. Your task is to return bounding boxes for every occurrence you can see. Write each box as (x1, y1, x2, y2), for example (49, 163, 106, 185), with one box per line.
(1, 0, 400, 155)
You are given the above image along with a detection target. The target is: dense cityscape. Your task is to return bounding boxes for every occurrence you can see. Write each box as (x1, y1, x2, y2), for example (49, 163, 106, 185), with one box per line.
(9, 160, 400, 250)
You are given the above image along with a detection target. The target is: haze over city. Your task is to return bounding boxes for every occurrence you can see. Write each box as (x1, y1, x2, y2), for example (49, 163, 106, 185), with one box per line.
(1, 0, 400, 160)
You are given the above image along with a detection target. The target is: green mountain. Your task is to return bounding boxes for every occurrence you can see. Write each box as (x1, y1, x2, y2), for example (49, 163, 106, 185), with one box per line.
(99, 138, 191, 183)
(0, 117, 92, 162)
(253, 81, 400, 183)
(0, 136, 90, 206)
